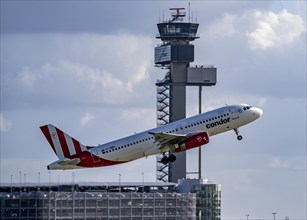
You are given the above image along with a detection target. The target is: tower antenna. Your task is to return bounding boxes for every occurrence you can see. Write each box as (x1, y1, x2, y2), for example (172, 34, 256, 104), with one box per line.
(196, 9, 198, 23)
(163, 10, 164, 22)
(188, 2, 191, 23)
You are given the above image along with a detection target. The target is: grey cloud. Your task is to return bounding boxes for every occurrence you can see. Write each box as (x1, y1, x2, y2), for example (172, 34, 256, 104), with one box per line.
(196, 9, 306, 99)
(1, 33, 155, 110)
(1, 1, 273, 35)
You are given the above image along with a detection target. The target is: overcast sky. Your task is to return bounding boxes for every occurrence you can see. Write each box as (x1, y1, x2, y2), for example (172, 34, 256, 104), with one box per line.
(1, 1, 306, 219)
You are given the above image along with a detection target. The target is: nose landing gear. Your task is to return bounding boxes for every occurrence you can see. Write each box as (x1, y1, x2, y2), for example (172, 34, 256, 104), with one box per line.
(234, 128, 243, 140)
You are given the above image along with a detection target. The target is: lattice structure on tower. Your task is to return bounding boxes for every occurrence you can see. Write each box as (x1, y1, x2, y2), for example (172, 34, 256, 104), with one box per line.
(156, 71, 171, 182)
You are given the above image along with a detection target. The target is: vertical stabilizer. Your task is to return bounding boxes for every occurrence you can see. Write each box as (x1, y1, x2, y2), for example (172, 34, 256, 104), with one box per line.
(40, 124, 89, 159)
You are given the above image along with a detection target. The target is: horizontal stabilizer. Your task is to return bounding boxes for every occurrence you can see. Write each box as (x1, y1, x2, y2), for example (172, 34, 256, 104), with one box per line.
(58, 158, 80, 165)
(47, 158, 81, 170)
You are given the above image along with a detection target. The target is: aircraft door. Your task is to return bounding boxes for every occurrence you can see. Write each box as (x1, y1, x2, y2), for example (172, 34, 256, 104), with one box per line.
(229, 107, 239, 120)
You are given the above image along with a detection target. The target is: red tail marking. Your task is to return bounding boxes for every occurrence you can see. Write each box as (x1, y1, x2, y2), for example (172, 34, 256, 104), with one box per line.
(56, 128, 71, 159)
(77, 151, 128, 168)
(40, 125, 56, 154)
(72, 138, 82, 155)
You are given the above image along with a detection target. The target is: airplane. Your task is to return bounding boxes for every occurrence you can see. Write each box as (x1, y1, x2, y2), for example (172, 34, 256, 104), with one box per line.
(40, 104, 263, 170)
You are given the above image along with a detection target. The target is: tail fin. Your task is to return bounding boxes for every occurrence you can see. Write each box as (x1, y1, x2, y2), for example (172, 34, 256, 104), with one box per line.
(40, 124, 89, 159)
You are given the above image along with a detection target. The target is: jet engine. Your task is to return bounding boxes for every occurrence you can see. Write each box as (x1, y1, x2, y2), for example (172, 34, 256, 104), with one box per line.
(175, 132, 209, 152)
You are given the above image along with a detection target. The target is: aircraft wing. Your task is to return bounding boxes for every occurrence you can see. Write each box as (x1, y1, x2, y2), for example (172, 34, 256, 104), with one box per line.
(149, 131, 205, 152)
(149, 132, 187, 145)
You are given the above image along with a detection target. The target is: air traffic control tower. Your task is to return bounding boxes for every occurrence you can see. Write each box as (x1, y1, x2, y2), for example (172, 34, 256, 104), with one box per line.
(155, 8, 217, 183)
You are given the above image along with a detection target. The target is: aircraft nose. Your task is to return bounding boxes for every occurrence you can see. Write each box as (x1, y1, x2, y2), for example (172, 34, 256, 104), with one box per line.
(253, 107, 263, 118)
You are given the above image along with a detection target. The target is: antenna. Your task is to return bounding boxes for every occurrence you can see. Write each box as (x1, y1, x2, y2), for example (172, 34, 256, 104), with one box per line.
(191, 11, 194, 23)
(169, 8, 186, 22)
(188, 2, 191, 22)
(196, 9, 198, 23)
(163, 10, 164, 22)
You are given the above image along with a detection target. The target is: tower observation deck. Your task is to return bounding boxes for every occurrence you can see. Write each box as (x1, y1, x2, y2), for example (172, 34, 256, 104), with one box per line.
(155, 8, 199, 67)
(156, 8, 199, 42)
(155, 8, 217, 183)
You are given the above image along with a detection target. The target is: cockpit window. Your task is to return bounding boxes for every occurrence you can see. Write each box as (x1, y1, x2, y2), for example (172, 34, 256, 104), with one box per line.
(243, 106, 252, 111)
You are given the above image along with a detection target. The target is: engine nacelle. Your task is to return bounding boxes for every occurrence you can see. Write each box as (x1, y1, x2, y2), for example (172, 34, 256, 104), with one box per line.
(175, 132, 209, 152)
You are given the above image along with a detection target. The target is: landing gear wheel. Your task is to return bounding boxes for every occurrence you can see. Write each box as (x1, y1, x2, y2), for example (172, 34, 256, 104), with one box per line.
(169, 154, 176, 162)
(234, 128, 243, 141)
(161, 156, 169, 165)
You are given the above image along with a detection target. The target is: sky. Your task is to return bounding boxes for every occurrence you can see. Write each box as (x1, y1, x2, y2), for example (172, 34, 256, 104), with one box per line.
(0, 1, 306, 219)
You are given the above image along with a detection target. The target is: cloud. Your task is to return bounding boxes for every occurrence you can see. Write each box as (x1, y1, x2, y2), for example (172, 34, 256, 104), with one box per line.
(247, 10, 306, 50)
(1, 33, 154, 110)
(120, 108, 156, 131)
(80, 112, 95, 126)
(16, 61, 135, 105)
(0, 113, 12, 132)
(199, 8, 306, 100)
(268, 156, 290, 169)
(205, 9, 305, 51)
(206, 13, 237, 38)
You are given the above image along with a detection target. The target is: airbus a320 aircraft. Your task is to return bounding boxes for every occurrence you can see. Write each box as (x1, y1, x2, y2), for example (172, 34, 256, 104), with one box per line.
(40, 104, 262, 170)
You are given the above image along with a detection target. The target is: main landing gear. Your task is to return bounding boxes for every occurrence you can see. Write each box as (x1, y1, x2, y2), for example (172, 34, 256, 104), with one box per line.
(161, 154, 176, 164)
(234, 128, 243, 140)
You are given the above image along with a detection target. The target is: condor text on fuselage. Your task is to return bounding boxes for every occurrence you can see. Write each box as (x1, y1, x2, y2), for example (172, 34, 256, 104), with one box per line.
(40, 104, 263, 170)
(206, 117, 230, 129)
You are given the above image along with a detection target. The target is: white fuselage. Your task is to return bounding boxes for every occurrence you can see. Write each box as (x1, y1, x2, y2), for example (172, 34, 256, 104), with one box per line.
(88, 104, 262, 163)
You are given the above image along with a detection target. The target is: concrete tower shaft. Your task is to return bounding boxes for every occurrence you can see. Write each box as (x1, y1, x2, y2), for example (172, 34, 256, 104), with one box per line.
(155, 8, 199, 183)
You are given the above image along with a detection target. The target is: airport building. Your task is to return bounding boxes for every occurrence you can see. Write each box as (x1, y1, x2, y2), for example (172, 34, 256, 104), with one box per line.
(0, 179, 220, 220)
